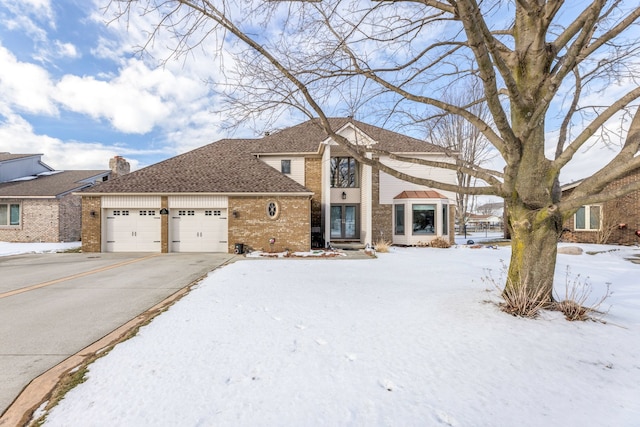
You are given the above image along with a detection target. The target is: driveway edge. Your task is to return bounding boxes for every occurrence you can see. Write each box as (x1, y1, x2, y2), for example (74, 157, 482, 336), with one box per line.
(0, 273, 207, 427)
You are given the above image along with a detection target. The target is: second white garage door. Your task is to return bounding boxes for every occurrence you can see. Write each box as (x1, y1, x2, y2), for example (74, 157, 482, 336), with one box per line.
(170, 209, 228, 252)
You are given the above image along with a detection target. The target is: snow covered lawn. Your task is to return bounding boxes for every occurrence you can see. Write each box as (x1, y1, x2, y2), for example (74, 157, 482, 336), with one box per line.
(0, 241, 80, 257)
(40, 244, 640, 426)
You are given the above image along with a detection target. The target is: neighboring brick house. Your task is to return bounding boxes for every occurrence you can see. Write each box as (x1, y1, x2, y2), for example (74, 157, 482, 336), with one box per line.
(0, 153, 112, 242)
(561, 167, 640, 245)
(80, 118, 457, 254)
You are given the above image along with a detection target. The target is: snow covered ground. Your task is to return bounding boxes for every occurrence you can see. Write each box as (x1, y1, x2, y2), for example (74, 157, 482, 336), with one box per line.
(0, 241, 80, 257)
(12, 238, 640, 426)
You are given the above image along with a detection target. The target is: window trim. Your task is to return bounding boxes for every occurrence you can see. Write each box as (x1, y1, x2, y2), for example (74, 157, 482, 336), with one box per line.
(281, 159, 291, 174)
(0, 202, 21, 227)
(394, 204, 405, 235)
(574, 204, 602, 231)
(412, 204, 437, 235)
(266, 201, 280, 220)
(330, 157, 359, 188)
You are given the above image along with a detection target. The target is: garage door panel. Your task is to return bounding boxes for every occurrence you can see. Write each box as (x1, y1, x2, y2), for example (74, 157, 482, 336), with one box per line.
(171, 209, 227, 252)
(104, 209, 161, 252)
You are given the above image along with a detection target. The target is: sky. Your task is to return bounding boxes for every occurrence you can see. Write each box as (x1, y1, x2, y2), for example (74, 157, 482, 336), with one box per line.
(0, 0, 247, 172)
(0, 0, 635, 183)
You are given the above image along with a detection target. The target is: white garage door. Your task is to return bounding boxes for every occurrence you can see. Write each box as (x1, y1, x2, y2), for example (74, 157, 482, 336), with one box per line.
(105, 209, 161, 252)
(170, 209, 228, 252)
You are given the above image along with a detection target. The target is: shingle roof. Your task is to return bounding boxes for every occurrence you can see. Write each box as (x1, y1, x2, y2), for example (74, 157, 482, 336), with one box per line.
(0, 153, 41, 162)
(83, 139, 311, 194)
(81, 118, 443, 195)
(251, 118, 443, 154)
(0, 170, 109, 197)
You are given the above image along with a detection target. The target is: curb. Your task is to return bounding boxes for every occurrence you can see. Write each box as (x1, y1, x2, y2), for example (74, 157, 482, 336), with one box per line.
(0, 276, 203, 427)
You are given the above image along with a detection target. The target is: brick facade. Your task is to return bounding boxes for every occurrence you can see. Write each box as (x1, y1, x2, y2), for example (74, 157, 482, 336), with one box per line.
(81, 196, 102, 252)
(228, 195, 311, 253)
(0, 198, 60, 242)
(371, 167, 393, 243)
(562, 168, 640, 245)
(305, 157, 323, 230)
(58, 193, 83, 241)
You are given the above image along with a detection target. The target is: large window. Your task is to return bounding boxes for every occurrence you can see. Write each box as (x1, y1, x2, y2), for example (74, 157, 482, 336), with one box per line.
(412, 204, 436, 235)
(395, 204, 405, 235)
(330, 157, 358, 188)
(575, 205, 601, 231)
(0, 203, 21, 226)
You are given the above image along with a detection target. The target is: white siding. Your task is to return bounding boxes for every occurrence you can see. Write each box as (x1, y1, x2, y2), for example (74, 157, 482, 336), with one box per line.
(259, 156, 305, 186)
(379, 155, 457, 203)
(102, 196, 161, 208)
(168, 195, 228, 208)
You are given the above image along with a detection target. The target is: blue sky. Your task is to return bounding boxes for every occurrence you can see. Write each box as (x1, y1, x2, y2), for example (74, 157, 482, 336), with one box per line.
(0, 0, 252, 171)
(0, 0, 634, 184)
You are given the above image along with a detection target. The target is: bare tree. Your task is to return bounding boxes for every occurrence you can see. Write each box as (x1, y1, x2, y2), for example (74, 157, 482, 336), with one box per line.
(107, 0, 640, 304)
(427, 80, 494, 232)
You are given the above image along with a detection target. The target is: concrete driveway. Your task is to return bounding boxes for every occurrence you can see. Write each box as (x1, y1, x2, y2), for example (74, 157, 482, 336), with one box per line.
(0, 252, 236, 419)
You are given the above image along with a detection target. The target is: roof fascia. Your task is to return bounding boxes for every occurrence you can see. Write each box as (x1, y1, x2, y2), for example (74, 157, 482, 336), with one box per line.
(76, 191, 315, 197)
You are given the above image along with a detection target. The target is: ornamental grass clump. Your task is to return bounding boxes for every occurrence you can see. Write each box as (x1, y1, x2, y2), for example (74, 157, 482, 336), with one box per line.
(552, 267, 611, 321)
(374, 240, 391, 253)
(429, 237, 451, 248)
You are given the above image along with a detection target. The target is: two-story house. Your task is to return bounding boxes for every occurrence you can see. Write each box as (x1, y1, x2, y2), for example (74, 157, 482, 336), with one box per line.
(80, 118, 458, 253)
(0, 153, 115, 242)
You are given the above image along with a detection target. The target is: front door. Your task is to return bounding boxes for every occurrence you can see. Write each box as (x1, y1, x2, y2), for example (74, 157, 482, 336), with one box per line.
(330, 204, 359, 239)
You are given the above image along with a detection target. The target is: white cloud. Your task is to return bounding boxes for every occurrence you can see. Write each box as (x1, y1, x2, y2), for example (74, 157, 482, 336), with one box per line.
(0, 112, 143, 171)
(0, 45, 58, 115)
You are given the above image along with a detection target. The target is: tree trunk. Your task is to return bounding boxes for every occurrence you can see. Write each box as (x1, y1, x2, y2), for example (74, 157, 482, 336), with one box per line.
(505, 201, 563, 303)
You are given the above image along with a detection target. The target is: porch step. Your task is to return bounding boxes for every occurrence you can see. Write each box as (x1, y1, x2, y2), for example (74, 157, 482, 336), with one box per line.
(331, 242, 366, 250)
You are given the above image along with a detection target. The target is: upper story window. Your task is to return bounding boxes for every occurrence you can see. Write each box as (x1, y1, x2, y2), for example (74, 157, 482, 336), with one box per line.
(281, 159, 291, 174)
(575, 205, 601, 231)
(0, 203, 20, 226)
(330, 157, 358, 188)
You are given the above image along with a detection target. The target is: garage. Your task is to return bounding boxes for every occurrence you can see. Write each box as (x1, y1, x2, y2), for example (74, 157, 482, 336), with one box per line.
(170, 208, 228, 252)
(104, 209, 161, 252)
(102, 196, 162, 252)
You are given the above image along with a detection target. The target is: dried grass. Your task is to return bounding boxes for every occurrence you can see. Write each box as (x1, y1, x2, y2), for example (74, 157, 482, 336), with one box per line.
(374, 240, 392, 253)
(551, 267, 611, 321)
(482, 261, 549, 318)
(429, 237, 451, 248)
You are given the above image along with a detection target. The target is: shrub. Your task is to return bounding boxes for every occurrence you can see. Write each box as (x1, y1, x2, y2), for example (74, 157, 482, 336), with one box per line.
(429, 237, 451, 248)
(482, 261, 548, 318)
(551, 267, 611, 321)
(374, 239, 391, 253)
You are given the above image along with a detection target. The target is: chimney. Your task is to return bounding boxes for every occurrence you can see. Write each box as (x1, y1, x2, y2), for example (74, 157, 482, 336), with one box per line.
(109, 156, 130, 178)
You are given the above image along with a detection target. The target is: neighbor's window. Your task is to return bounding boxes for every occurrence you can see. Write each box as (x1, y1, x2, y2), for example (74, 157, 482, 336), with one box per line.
(0, 203, 21, 226)
(412, 204, 436, 235)
(330, 157, 358, 188)
(281, 159, 291, 174)
(394, 204, 405, 235)
(575, 205, 601, 231)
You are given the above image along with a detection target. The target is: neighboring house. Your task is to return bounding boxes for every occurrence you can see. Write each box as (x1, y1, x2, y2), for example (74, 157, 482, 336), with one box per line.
(561, 167, 640, 245)
(80, 118, 458, 253)
(465, 213, 503, 231)
(0, 153, 118, 243)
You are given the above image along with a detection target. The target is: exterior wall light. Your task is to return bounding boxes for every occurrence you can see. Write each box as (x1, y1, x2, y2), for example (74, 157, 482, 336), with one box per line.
(342, 191, 347, 200)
